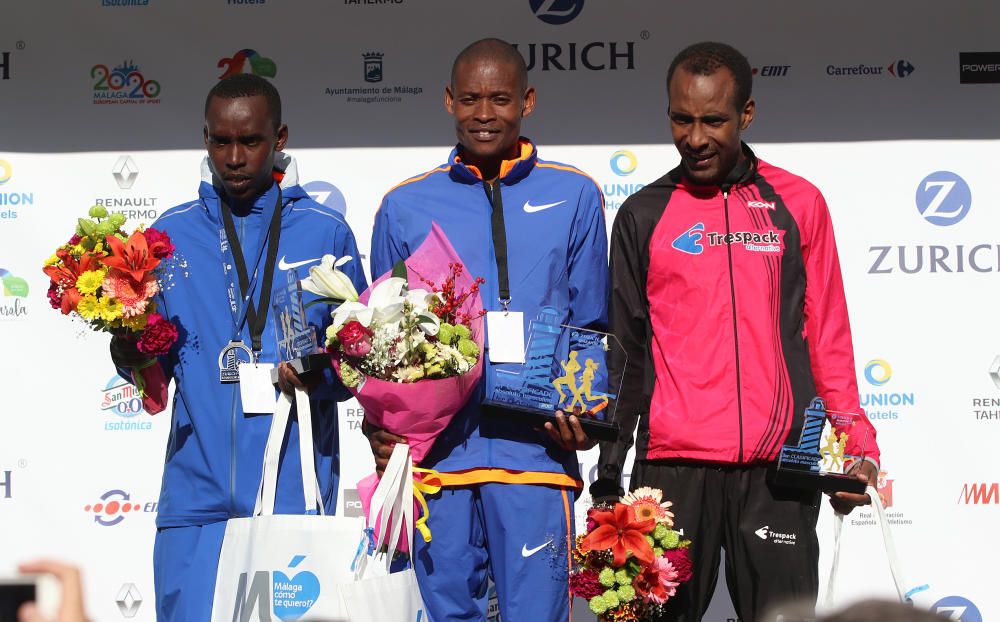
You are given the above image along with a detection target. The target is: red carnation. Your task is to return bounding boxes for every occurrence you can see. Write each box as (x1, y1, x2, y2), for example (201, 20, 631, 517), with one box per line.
(46, 282, 61, 310)
(663, 546, 693, 583)
(143, 228, 174, 260)
(137, 313, 179, 356)
(569, 570, 605, 600)
(337, 320, 373, 358)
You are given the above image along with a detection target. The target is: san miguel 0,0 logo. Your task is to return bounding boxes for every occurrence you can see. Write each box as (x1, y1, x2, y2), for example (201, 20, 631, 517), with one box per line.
(100, 375, 152, 431)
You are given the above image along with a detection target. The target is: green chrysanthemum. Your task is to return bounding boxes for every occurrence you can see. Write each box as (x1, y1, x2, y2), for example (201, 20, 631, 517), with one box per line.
(614, 569, 630, 586)
(617, 584, 636, 603)
(457, 338, 479, 359)
(598, 567, 616, 587)
(437, 323, 456, 345)
(603, 589, 620, 608)
(653, 523, 669, 541)
(453, 324, 471, 340)
(659, 529, 680, 549)
(588, 595, 609, 615)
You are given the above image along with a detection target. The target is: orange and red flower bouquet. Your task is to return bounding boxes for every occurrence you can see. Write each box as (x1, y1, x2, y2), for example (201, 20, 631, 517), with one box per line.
(43, 206, 177, 411)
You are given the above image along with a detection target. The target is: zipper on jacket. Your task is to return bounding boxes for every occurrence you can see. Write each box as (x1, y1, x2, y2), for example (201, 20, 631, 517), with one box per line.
(722, 189, 745, 463)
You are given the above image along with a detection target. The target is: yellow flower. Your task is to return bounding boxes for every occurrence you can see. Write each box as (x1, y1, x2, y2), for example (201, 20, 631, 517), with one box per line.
(76, 295, 101, 320)
(120, 313, 148, 331)
(75, 269, 107, 295)
(70, 244, 87, 257)
(97, 296, 123, 321)
(43, 254, 60, 267)
(93, 242, 105, 255)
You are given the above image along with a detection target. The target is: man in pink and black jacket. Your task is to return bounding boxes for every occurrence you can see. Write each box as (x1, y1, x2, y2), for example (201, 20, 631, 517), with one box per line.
(592, 42, 881, 621)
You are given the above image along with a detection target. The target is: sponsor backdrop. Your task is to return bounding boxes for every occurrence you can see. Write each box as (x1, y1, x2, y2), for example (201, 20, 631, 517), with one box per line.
(1, 1, 998, 621)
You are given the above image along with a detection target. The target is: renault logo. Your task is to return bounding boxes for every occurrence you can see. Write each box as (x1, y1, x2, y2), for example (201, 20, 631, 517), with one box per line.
(115, 583, 142, 618)
(112, 156, 139, 190)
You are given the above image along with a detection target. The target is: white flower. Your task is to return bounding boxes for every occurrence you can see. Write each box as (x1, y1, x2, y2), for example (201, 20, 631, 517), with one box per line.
(301, 255, 360, 302)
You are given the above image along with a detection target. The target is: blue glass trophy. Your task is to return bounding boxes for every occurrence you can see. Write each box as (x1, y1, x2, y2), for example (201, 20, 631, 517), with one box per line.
(770, 397, 869, 494)
(270, 269, 330, 384)
(481, 307, 624, 442)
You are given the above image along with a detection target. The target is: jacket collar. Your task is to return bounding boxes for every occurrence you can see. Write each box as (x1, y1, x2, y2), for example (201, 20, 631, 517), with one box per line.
(448, 137, 537, 185)
(198, 151, 308, 210)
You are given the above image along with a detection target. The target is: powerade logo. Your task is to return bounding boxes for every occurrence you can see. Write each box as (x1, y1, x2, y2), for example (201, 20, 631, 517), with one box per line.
(0, 160, 35, 221)
(302, 181, 347, 216)
(0, 268, 28, 320)
(609, 149, 636, 176)
(859, 359, 913, 421)
(232, 556, 322, 621)
(218, 49, 277, 79)
(960, 52, 1000, 84)
(91, 61, 161, 104)
(84, 490, 157, 526)
(916, 171, 971, 226)
(100, 376, 152, 431)
(529, 0, 584, 25)
(933, 595, 983, 621)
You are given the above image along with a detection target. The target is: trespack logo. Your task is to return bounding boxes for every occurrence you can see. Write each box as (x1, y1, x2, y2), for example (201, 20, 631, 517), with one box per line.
(916, 171, 972, 226)
(91, 61, 161, 104)
(529, 0, 585, 25)
(609, 149, 637, 176)
(218, 49, 277, 80)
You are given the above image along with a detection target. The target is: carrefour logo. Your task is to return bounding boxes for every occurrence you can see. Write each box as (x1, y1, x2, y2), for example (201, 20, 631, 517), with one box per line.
(916, 171, 971, 226)
(863, 359, 892, 386)
(933, 595, 982, 621)
(609, 149, 637, 176)
(529, 0, 584, 24)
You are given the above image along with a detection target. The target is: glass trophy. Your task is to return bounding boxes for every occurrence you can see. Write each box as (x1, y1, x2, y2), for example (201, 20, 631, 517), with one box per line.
(770, 397, 869, 494)
(481, 308, 625, 442)
(270, 269, 331, 384)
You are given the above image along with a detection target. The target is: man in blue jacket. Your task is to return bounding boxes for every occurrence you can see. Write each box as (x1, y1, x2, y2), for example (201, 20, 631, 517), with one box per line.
(368, 38, 608, 621)
(109, 73, 367, 621)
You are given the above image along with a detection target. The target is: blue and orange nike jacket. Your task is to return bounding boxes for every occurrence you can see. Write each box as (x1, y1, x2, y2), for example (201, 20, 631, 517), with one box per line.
(125, 153, 368, 528)
(371, 139, 608, 487)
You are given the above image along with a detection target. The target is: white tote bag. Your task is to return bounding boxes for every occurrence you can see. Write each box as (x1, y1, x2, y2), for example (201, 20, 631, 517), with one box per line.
(339, 443, 427, 622)
(824, 485, 928, 609)
(211, 387, 365, 622)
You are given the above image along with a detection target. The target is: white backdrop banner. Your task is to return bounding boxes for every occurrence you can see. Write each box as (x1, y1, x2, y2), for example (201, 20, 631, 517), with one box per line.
(1, 2, 998, 622)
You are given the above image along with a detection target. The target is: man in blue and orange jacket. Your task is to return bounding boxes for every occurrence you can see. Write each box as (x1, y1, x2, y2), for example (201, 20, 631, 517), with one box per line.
(368, 38, 608, 621)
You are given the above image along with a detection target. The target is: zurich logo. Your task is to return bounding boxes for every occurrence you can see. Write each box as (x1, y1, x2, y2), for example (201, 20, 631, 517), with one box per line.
(672, 223, 704, 255)
(301, 181, 347, 216)
(915, 171, 971, 226)
(529, 0, 585, 25)
(933, 596, 982, 622)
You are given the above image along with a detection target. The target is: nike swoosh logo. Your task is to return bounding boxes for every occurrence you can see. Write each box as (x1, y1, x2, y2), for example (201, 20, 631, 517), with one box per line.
(523, 200, 566, 213)
(277, 256, 321, 271)
(521, 539, 553, 558)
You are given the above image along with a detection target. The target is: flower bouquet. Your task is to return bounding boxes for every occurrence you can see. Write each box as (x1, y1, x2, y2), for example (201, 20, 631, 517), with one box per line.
(43, 206, 177, 412)
(571, 487, 693, 621)
(323, 222, 485, 556)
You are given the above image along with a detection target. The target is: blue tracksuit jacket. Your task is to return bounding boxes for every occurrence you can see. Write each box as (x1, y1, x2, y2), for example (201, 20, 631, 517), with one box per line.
(371, 139, 608, 480)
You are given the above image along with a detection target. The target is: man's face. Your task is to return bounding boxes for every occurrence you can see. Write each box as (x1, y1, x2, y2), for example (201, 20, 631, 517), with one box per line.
(204, 94, 287, 203)
(667, 68, 754, 186)
(445, 59, 535, 169)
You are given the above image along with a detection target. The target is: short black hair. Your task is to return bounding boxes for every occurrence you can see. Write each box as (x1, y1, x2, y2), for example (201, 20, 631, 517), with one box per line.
(204, 73, 282, 130)
(667, 41, 753, 110)
(451, 38, 528, 92)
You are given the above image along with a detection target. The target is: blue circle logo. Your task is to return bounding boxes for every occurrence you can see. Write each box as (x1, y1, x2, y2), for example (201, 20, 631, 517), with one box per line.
(610, 149, 637, 176)
(933, 596, 982, 622)
(916, 171, 971, 226)
(301, 181, 347, 216)
(863, 359, 892, 386)
(529, 0, 585, 25)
